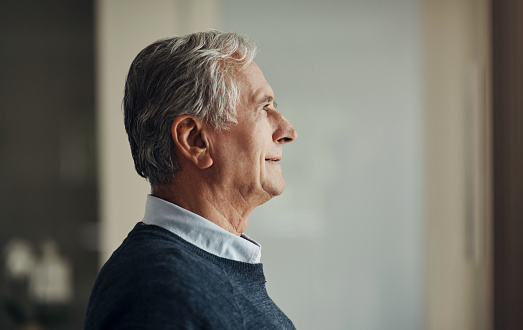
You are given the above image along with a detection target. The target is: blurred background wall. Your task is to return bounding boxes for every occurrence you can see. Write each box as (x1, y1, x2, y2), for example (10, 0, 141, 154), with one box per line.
(4, 0, 522, 329)
(423, 0, 492, 329)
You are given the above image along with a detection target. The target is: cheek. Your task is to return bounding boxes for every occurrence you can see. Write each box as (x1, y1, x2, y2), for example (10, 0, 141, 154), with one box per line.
(217, 120, 270, 166)
(238, 128, 266, 157)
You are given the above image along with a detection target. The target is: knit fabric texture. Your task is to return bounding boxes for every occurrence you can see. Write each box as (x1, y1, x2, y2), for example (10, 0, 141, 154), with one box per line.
(83, 222, 295, 329)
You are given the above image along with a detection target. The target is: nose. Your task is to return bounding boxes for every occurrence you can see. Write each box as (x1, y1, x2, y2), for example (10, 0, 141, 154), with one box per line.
(273, 112, 297, 144)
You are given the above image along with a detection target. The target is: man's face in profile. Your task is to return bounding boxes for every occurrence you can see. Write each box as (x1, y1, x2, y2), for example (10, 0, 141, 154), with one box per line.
(208, 62, 297, 207)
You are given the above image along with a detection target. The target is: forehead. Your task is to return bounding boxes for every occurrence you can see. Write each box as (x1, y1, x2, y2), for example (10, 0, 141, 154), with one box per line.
(235, 62, 274, 104)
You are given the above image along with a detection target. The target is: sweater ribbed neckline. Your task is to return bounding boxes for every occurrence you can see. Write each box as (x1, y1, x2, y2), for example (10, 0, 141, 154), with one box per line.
(128, 222, 266, 280)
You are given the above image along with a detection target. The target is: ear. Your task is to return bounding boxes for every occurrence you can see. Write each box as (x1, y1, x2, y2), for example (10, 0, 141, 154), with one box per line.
(171, 115, 213, 169)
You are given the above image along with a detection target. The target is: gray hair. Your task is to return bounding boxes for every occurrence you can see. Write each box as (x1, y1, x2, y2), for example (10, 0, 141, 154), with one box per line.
(124, 30, 258, 187)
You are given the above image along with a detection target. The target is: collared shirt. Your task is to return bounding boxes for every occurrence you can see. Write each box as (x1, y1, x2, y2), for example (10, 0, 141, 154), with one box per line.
(142, 195, 262, 264)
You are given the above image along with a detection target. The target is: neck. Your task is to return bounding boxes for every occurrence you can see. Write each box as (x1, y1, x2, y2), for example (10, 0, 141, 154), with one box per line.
(152, 172, 255, 236)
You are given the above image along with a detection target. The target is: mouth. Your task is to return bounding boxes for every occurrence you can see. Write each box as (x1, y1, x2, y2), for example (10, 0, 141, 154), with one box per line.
(265, 157, 281, 162)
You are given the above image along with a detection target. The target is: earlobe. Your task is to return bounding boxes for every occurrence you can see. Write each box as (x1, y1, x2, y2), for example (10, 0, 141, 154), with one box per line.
(171, 115, 213, 169)
(196, 148, 213, 169)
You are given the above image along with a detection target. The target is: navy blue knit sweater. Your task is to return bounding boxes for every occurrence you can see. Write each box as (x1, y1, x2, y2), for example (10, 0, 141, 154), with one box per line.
(84, 223, 295, 329)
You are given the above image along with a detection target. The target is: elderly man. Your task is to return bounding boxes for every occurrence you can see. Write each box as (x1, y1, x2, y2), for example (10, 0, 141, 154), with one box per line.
(84, 31, 297, 329)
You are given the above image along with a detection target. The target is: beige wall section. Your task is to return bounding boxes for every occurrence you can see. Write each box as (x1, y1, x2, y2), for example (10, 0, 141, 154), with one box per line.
(96, 0, 217, 264)
(423, 0, 492, 329)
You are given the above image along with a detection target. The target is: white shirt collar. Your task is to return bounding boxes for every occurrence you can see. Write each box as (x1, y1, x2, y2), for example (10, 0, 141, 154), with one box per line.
(142, 195, 262, 264)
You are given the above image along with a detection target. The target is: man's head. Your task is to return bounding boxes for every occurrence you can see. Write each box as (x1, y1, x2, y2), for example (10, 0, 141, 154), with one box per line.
(124, 30, 258, 187)
(124, 30, 297, 208)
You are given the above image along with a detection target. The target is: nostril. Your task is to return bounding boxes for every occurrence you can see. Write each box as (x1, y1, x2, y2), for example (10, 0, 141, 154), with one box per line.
(273, 116, 297, 143)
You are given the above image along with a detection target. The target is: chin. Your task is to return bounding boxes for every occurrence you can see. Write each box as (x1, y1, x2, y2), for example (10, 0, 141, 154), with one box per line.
(263, 179, 286, 198)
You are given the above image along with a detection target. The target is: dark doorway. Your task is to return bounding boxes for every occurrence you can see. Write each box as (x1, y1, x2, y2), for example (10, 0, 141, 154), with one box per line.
(0, 0, 98, 329)
(492, 1, 523, 329)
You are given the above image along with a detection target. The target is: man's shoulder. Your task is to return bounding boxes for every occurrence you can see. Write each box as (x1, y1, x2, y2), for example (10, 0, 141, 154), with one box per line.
(102, 222, 227, 283)
(84, 223, 241, 329)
